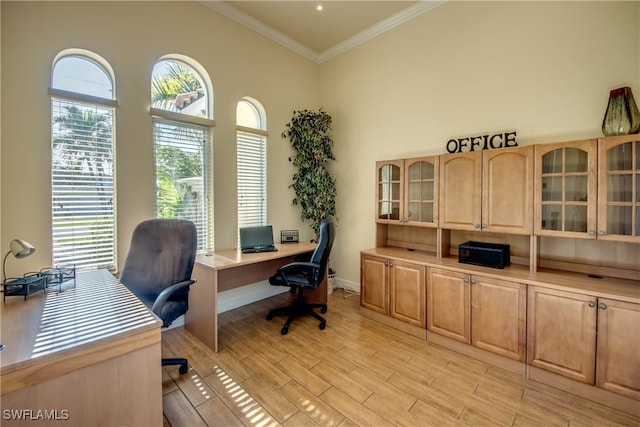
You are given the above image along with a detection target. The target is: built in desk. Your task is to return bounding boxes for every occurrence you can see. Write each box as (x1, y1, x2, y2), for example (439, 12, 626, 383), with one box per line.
(0, 269, 163, 427)
(186, 242, 320, 352)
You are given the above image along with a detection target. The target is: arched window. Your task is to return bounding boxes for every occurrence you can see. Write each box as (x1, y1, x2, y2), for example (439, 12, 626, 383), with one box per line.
(151, 56, 214, 252)
(237, 98, 267, 238)
(49, 49, 117, 270)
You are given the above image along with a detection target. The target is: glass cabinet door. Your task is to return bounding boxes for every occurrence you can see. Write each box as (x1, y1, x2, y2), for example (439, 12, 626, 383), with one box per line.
(598, 136, 640, 242)
(535, 140, 597, 238)
(405, 156, 438, 227)
(376, 160, 404, 223)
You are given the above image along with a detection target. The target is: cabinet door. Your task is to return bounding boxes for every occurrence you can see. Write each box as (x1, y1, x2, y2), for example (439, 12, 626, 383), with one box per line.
(471, 276, 526, 361)
(535, 140, 597, 238)
(389, 260, 426, 327)
(596, 298, 640, 400)
(527, 287, 597, 383)
(597, 136, 640, 242)
(405, 156, 438, 227)
(427, 268, 470, 343)
(376, 160, 404, 224)
(439, 152, 482, 231)
(360, 255, 388, 314)
(482, 146, 534, 234)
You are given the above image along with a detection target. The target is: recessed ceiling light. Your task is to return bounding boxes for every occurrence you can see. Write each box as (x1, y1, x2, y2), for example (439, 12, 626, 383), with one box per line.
(316, 4, 323, 11)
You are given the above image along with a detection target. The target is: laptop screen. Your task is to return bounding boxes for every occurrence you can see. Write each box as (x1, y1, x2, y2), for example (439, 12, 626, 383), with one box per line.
(239, 225, 274, 250)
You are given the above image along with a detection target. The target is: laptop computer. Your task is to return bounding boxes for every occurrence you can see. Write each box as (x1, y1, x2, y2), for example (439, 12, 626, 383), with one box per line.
(239, 225, 278, 254)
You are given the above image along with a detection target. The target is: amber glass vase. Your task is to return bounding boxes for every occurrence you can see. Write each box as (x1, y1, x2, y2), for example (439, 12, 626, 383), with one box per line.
(602, 86, 640, 136)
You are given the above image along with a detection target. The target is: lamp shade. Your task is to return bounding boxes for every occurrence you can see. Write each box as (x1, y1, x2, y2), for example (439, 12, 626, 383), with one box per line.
(9, 239, 35, 258)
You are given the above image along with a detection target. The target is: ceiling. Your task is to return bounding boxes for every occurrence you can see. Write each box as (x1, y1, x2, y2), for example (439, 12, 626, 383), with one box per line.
(201, 1, 444, 63)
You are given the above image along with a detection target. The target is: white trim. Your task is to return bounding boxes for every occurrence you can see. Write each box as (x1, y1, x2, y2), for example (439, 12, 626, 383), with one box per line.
(217, 280, 289, 313)
(200, 1, 445, 64)
(149, 107, 216, 127)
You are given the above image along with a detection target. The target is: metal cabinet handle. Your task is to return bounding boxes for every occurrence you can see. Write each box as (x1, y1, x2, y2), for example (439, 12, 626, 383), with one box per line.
(588, 301, 596, 308)
(481, 224, 487, 229)
(474, 224, 480, 229)
(588, 230, 595, 236)
(463, 278, 469, 283)
(599, 303, 607, 310)
(599, 231, 606, 236)
(471, 279, 477, 284)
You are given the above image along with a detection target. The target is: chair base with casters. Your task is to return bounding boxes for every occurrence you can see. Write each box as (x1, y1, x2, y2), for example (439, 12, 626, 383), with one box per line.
(267, 287, 327, 335)
(163, 357, 189, 375)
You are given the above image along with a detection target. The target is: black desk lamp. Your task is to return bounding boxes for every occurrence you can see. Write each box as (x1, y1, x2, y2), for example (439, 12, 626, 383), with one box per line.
(2, 239, 35, 282)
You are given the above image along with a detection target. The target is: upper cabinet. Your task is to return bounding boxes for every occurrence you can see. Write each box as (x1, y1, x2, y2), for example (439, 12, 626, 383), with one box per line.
(598, 135, 640, 243)
(534, 139, 598, 238)
(439, 146, 534, 234)
(376, 156, 438, 227)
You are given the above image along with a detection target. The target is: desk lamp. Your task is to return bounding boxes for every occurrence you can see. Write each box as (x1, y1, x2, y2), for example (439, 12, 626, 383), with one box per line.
(2, 239, 36, 282)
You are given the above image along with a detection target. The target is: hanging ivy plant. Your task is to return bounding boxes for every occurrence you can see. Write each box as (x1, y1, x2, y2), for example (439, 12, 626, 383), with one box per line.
(282, 109, 337, 239)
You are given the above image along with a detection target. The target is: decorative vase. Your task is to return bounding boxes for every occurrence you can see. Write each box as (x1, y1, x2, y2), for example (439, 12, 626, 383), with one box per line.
(601, 86, 640, 136)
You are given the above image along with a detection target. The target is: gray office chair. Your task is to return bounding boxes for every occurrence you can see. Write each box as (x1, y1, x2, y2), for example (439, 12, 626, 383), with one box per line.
(120, 219, 197, 375)
(267, 219, 335, 335)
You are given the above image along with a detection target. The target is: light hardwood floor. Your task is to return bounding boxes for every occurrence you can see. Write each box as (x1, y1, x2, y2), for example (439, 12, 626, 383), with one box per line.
(161, 289, 640, 427)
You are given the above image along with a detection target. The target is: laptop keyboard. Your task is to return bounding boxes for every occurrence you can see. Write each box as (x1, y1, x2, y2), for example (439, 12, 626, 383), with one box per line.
(242, 246, 277, 254)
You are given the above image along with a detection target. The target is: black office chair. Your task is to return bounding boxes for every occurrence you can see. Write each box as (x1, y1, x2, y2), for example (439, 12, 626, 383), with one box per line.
(120, 219, 197, 375)
(267, 219, 335, 335)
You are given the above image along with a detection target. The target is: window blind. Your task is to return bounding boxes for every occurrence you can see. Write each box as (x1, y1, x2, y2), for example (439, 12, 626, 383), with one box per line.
(237, 129, 266, 229)
(51, 98, 115, 270)
(153, 118, 211, 252)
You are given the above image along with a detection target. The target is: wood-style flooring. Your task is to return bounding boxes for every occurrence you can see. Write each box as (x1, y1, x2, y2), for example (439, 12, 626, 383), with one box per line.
(161, 289, 640, 426)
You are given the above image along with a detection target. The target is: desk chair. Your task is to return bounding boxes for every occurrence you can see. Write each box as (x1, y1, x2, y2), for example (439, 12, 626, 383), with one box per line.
(267, 219, 335, 335)
(120, 219, 197, 375)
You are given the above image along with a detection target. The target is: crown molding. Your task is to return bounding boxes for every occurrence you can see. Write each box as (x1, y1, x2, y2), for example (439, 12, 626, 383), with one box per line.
(200, 1, 319, 62)
(200, 1, 445, 64)
(318, 1, 445, 63)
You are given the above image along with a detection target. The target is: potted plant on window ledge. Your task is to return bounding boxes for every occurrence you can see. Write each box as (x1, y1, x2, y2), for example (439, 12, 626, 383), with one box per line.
(282, 108, 337, 240)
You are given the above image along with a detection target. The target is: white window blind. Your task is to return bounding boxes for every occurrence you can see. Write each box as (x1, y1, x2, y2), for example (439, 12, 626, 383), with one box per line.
(237, 129, 267, 228)
(51, 98, 115, 270)
(153, 118, 211, 251)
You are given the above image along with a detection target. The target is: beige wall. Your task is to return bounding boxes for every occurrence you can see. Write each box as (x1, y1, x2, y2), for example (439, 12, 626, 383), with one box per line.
(319, 1, 640, 285)
(2, 1, 639, 286)
(1, 1, 319, 275)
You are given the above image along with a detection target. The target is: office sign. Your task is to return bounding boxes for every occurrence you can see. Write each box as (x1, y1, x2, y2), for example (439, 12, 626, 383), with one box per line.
(446, 131, 518, 153)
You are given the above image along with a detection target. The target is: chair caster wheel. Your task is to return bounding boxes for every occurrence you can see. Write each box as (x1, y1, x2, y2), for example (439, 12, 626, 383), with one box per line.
(179, 364, 189, 375)
(319, 321, 326, 330)
(321, 306, 327, 314)
(266, 313, 274, 320)
(281, 326, 289, 335)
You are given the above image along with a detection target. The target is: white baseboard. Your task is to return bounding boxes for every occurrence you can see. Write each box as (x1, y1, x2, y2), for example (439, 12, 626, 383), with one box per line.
(332, 277, 360, 293)
(218, 280, 290, 313)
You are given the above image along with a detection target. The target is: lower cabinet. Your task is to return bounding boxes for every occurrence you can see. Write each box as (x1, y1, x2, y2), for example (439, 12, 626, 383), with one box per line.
(427, 268, 526, 361)
(360, 254, 426, 328)
(528, 287, 640, 400)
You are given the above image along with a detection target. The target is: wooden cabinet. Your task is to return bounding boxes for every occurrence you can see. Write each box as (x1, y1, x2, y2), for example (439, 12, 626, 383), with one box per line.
(427, 268, 470, 343)
(376, 157, 438, 227)
(439, 146, 534, 234)
(596, 298, 640, 400)
(427, 267, 526, 361)
(597, 135, 640, 242)
(528, 287, 640, 399)
(535, 139, 598, 238)
(361, 254, 426, 328)
(471, 276, 526, 361)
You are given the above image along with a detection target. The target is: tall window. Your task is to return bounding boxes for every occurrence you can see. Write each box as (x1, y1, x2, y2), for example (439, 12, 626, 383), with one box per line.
(237, 98, 267, 236)
(151, 57, 214, 252)
(50, 50, 117, 270)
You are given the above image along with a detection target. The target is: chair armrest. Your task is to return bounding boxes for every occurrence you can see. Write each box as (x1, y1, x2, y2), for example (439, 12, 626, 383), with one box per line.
(151, 279, 195, 316)
(273, 262, 321, 287)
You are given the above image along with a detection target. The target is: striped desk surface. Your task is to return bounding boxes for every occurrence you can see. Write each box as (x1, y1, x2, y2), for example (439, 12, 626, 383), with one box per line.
(1, 269, 161, 379)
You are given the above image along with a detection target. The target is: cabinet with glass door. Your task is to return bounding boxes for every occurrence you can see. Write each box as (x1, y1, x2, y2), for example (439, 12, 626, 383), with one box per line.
(535, 139, 597, 238)
(598, 135, 640, 243)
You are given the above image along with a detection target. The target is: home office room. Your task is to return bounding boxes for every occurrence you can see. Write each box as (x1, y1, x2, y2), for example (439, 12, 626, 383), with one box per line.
(1, 1, 639, 426)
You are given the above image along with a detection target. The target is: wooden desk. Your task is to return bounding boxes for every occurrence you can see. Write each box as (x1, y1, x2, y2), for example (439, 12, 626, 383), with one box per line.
(1, 269, 163, 427)
(186, 242, 319, 352)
